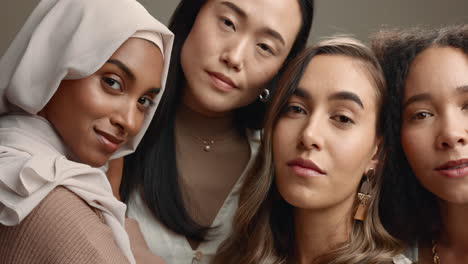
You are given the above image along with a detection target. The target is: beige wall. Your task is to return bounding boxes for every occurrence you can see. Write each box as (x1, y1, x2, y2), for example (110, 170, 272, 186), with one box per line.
(2, 0, 468, 56)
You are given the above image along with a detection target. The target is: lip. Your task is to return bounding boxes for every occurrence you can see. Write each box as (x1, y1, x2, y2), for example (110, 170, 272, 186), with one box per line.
(94, 128, 125, 153)
(207, 71, 238, 92)
(287, 157, 326, 178)
(434, 159, 468, 178)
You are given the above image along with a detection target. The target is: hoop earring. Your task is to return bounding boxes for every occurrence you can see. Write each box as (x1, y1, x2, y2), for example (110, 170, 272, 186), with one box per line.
(354, 168, 374, 221)
(258, 89, 270, 102)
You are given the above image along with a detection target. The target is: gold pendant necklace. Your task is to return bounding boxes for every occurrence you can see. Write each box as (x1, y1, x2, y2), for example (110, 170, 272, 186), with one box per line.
(432, 240, 440, 264)
(194, 136, 215, 152)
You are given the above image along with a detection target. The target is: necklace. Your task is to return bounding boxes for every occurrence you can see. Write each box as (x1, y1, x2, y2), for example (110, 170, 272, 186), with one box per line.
(432, 240, 440, 264)
(192, 131, 238, 152)
(194, 136, 215, 152)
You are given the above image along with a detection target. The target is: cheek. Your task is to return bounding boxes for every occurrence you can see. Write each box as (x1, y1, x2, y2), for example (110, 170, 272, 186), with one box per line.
(401, 127, 430, 171)
(246, 60, 281, 91)
(273, 118, 299, 158)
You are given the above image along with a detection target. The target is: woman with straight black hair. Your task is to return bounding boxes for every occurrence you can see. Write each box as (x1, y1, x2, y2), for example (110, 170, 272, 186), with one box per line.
(107, 0, 314, 263)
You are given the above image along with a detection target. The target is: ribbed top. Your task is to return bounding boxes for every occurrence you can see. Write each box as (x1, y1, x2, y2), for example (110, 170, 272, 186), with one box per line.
(0, 187, 165, 264)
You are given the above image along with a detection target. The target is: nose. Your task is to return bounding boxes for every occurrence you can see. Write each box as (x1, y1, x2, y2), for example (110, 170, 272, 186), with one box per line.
(110, 103, 143, 138)
(435, 112, 467, 150)
(300, 115, 324, 151)
(220, 38, 248, 72)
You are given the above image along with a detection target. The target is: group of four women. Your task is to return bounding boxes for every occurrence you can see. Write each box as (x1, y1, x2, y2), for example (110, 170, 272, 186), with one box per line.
(0, 0, 467, 263)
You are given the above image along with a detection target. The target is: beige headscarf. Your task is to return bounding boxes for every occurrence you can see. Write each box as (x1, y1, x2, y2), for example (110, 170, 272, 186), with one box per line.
(0, 0, 173, 262)
(0, 0, 173, 158)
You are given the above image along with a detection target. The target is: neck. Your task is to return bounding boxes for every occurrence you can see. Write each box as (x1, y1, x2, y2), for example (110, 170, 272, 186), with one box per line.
(293, 200, 354, 264)
(176, 102, 237, 140)
(438, 201, 468, 254)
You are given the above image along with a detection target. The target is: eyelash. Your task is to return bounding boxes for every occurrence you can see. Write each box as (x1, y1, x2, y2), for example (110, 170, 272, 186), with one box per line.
(258, 43, 275, 55)
(102, 77, 122, 91)
(330, 114, 355, 125)
(102, 76, 156, 111)
(138, 97, 155, 109)
(410, 111, 434, 121)
(220, 17, 236, 31)
(283, 104, 307, 116)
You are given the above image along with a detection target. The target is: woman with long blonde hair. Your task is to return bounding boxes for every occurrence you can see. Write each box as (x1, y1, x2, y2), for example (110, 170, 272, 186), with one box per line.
(213, 37, 405, 264)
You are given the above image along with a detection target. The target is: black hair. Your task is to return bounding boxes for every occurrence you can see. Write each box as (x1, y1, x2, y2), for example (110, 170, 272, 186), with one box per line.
(372, 25, 468, 244)
(120, 0, 314, 242)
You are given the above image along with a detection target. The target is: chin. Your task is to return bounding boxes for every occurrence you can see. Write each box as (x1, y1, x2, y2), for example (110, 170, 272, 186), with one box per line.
(278, 185, 318, 209)
(437, 191, 468, 205)
(76, 152, 108, 168)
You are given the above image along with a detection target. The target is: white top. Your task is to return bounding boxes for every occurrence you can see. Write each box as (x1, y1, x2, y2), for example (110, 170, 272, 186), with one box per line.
(392, 254, 416, 264)
(127, 130, 261, 264)
(393, 246, 418, 264)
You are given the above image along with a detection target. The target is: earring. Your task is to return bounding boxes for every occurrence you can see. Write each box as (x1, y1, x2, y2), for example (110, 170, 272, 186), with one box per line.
(354, 168, 374, 221)
(259, 89, 270, 102)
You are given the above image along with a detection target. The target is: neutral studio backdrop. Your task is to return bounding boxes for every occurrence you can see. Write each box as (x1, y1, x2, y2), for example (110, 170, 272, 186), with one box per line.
(1, 0, 468, 56)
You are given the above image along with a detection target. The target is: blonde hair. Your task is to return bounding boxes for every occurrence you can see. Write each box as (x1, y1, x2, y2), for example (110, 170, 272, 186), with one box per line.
(212, 37, 402, 264)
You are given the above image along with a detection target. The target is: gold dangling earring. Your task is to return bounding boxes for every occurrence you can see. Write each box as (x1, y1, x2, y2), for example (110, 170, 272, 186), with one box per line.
(354, 168, 373, 221)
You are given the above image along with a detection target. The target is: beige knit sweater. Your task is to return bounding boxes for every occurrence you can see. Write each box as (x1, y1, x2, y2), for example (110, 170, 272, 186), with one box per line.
(0, 187, 165, 264)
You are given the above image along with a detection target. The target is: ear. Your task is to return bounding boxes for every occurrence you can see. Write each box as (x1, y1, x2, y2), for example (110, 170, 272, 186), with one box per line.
(366, 136, 382, 172)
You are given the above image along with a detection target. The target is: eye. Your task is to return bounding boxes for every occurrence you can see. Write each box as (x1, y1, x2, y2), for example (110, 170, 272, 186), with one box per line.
(257, 43, 275, 56)
(462, 103, 468, 110)
(138, 96, 155, 110)
(331, 114, 355, 125)
(410, 111, 433, 120)
(283, 104, 307, 116)
(102, 77, 122, 91)
(220, 17, 236, 31)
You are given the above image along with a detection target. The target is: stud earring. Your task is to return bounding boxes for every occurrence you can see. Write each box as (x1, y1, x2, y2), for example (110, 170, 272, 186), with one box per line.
(259, 88, 270, 102)
(354, 168, 374, 221)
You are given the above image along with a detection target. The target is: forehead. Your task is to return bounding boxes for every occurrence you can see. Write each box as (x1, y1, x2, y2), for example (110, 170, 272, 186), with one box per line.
(206, 0, 302, 43)
(405, 46, 468, 96)
(109, 38, 164, 82)
(298, 55, 376, 104)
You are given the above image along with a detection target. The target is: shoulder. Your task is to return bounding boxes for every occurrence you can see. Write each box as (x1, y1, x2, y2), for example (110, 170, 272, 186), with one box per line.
(0, 187, 128, 264)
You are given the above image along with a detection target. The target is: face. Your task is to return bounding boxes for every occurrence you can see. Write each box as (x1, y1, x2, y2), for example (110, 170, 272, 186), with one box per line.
(180, 0, 302, 116)
(401, 46, 468, 204)
(40, 38, 163, 167)
(273, 55, 380, 211)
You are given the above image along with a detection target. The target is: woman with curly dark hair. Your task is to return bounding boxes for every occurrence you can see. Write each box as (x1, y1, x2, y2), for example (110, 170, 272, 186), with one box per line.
(372, 25, 468, 263)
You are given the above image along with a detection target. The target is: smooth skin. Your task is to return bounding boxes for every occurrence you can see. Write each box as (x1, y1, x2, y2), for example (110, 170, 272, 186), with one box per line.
(273, 55, 379, 263)
(401, 46, 468, 264)
(39, 38, 164, 168)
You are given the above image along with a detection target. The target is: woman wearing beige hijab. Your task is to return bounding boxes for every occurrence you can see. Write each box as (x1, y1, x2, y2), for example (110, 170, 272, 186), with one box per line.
(0, 0, 173, 263)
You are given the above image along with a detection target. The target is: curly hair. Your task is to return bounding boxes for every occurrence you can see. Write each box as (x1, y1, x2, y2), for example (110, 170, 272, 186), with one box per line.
(371, 24, 468, 245)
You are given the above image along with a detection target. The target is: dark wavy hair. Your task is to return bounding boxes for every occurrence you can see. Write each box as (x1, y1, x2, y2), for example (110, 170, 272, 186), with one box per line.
(371, 24, 468, 245)
(120, 0, 314, 242)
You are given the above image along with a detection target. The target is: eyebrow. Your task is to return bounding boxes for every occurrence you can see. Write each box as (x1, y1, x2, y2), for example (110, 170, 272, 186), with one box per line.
(402, 93, 432, 109)
(220, 1, 246, 18)
(402, 85, 468, 109)
(148, 87, 161, 95)
(293, 88, 364, 109)
(107, 59, 162, 93)
(107, 59, 135, 81)
(293, 87, 312, 99)
(329, 91, 364, 109)
(220, 1, 286, 46)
